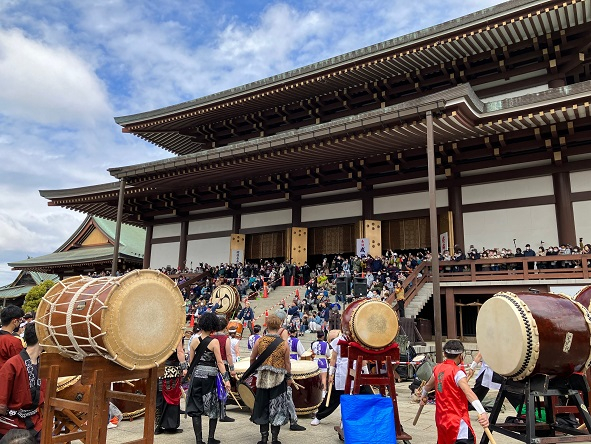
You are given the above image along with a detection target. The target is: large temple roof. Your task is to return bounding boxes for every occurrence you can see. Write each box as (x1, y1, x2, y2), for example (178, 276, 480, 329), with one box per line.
(113, 0, 591, 155)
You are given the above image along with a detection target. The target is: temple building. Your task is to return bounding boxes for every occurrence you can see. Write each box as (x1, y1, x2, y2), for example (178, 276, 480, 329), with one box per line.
(8, 216, 145, 278)
(38, 0, 591, 336)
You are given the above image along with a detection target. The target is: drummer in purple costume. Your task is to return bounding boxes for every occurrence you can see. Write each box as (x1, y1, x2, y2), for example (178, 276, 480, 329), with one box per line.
(287, 327, 305, 360)
(310, 331, 330, 396)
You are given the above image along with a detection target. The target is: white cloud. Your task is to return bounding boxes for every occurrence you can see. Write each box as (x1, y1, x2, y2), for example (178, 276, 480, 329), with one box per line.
(0, 28, 112, 126)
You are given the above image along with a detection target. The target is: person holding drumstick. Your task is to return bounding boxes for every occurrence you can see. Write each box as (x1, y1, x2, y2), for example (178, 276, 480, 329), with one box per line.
(250, 314, 293, 444)
(419, 340, 489, 444)
(187, 313, 232, 444)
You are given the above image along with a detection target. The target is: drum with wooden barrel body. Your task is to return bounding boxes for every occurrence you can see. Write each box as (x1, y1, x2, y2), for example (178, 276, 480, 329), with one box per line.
(210, 285, 240, 317)
(341, 299, 398, 350)
(233, 360, 323, 415)
(227, 319, 244, 337)
(300, 350, 314, 361)
(36, 269, 185, 370)
(575, 285, 591, 311)
(476, 291, 591, 380)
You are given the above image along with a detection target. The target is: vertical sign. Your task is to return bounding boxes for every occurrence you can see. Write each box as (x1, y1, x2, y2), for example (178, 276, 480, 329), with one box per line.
(231, 249, 243, 264)
(440, 232, 449, 253)
(356, 238, 369, 257)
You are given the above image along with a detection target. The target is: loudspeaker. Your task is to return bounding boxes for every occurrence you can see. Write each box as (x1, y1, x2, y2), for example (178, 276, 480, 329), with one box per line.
(353, 277, 367, 297)
(336, 276, 350, 297)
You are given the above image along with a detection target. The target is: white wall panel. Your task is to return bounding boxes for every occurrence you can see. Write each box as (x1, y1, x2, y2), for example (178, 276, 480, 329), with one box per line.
(574, 201, 591, 243)
(463, 205, 558, 251)
(152, 223, 181, 239)
(374, 190, 448, 214)
(301, 200, 362, 222)
(241, 209, 292, 229)
(150, 242, 180, 269)
(462, 177, 553, 205)
(571, 171, 591, 193)
(186, 238, 231, 268)
(188, 217, 233, 235)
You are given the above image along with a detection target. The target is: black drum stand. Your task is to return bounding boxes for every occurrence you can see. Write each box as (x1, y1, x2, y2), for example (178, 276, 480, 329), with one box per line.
(481, 374, 591, 444)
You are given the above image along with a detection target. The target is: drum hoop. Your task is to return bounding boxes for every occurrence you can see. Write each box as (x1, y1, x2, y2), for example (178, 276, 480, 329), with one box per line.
(122, 408, 145, 420)
(349, 300, 397, 350)
(567, 297, 591, 371)
(292, 369, 321, 379)
(574, 285, 591, 301)
(57, 375, 82, 391)
(495, 292, 540, 380)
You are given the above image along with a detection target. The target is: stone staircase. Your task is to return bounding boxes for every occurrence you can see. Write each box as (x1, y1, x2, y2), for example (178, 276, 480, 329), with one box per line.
(405, 282, 433, 319)
(245, 285, 306, 324)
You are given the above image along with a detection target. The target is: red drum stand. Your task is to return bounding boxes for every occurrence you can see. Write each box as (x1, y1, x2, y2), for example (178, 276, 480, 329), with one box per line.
(340, 341, 412, 443)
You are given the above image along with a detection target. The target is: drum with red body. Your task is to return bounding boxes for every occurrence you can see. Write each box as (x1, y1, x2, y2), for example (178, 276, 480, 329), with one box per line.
(341, 299, 398, 350)
(227, 319, 244, 337)
(575, 285, 591, 311)
(234, 360, 323, 415)
(476, 291, 591, 380)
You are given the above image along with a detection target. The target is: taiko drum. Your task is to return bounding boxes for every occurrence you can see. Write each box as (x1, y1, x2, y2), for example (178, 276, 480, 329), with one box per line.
(36, 269, 185, 370)
(341, 299, 398, 350)
(476, 291, 591, 380)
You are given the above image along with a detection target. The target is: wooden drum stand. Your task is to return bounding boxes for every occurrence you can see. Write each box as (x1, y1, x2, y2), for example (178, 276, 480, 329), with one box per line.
(40, 353, 163, 444)
(340, 341, 412, 444)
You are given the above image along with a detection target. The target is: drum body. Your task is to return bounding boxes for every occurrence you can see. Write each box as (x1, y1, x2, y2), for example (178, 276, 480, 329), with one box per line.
(233, 360, 322, 415)
(341, 299, 398, 350)
(575, 285, 591, 311)
(36, 269, 185, 370)
(290, 360, 323, 415)
(476, 291, 591, 380)
(233, 360, 255, 409)
(227, 319, 243, 337)
(300, 350, 314, 361)
(210, 285, 240, 316)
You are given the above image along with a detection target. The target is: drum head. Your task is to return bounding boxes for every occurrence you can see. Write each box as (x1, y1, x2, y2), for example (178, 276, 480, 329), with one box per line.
(237, 383, 255, 411)
(291, 359, 320, 377)
(102, 270, 185, 370)
(476, 294, 538, 378)
(233, 360, 250, 377)
(57, 375, 81, 392)
(350, 300, 398, 349)
(211, 285, 238, 314)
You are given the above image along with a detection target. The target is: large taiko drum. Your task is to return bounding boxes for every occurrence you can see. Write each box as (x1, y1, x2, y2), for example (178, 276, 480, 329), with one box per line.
(341, 299, 398, 350)
(227, 319, 244, 337)
(233, 360, 323, 415)
(210, 285, 240, 316)
(575, 285, 591, 311)
(36, 269, 185, 370)
(476, 291, 591, 380)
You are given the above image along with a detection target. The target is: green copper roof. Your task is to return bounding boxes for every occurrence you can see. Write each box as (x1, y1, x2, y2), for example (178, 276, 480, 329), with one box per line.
(8, 245, 142, 269)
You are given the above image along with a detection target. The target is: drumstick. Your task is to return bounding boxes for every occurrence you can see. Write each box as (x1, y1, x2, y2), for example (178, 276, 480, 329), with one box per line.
(413, 404, 424, 426)
(292, 381, 305, 390)
(577, 423, 587, 430)
(123, 380, 135, 387)
(478, 414, 497, 444)
(325, 383, 333, 407)
(229, 390, 242, 409)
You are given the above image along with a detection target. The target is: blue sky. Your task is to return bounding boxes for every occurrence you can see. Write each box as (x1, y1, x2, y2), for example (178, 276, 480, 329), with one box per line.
(0, 0, 505, 286)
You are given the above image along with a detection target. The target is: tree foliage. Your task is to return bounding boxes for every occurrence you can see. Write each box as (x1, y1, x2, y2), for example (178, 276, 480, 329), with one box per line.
(22, 280, 56, 313)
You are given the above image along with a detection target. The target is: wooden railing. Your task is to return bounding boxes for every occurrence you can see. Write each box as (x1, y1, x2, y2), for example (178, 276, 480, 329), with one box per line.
(386, 254, 591, 308)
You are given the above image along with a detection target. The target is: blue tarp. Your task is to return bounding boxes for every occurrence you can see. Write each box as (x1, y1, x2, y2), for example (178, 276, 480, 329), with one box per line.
(341, 394, 396, 443)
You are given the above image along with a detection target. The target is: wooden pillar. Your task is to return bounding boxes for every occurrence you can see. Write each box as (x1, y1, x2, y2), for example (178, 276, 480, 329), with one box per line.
(445, 288, 457, 339)
(363, 220, 382, 257)
(232, 212, 241, 233)
(230, 234, 245, 264)
(178, 221, 188, 270)
(361, 186, 374, 220)
(553, 171, 576, 245)
(111, 179, 126, 276)
(143, 225, 153, 269)
(448, 183, 464, 252)
(292, 199, 302, 226)
(290, 227, 308, 266)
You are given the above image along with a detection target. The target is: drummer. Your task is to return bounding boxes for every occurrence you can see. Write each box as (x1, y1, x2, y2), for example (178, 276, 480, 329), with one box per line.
(310, 331, 330, 396)
(287, 327, 305, 360)
(247, 325, 262, 351)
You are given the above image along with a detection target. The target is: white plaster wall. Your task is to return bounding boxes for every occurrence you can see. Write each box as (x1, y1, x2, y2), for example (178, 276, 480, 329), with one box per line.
(571, 171, 591, 193)
(373, 190, 449, 214)
(150, 242, 180, 269)
(152, 223, 181, 239)
(462, 176, 553, 205)
(241, 209, 292, 229)
(186, 238, 231, 268)
(301, 200, 362, 222)
(463, 205, 558, 251)
(574, 201, 591, 243)
(188, 217, 233, 235)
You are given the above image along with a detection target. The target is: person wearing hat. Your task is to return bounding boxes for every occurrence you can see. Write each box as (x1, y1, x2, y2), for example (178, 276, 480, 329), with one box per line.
(0, 306, 25, 370)
(419, 340, 489, 444)
(228, 328, 241, 364)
